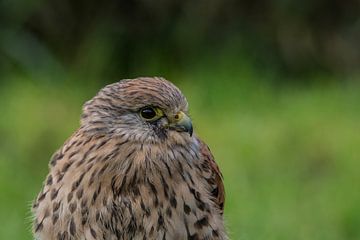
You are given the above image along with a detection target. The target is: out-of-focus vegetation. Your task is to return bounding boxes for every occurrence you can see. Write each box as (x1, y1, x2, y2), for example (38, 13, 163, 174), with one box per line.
(0, 1, 360, 239)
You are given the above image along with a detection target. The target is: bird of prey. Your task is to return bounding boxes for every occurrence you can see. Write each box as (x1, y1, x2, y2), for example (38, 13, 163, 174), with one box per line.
(32, 77, 226, 240)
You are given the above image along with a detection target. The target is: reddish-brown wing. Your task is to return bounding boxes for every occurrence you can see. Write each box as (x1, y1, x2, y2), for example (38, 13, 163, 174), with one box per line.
(198, 138, 225, 214)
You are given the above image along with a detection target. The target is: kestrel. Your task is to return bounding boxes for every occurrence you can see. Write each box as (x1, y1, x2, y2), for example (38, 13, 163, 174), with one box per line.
(32, 77, 226, 240)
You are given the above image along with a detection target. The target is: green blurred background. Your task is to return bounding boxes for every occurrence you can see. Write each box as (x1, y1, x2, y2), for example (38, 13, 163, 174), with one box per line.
(1, 1, 360, 239)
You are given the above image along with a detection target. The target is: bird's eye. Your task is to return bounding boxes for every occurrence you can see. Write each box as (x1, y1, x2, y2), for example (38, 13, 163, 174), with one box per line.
(140, 107, 163, 121)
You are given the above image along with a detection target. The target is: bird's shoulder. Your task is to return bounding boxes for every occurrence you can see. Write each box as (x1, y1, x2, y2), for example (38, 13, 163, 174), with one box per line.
(196, 137, 225, 214)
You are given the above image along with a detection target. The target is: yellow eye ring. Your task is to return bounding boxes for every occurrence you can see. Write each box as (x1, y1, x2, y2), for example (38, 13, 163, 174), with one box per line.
(139, 106, 163, 121)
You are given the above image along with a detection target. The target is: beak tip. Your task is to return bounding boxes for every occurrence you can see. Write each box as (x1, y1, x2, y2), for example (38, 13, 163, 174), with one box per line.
(189, 126, 193, 137)
(170, 111, 193, 136)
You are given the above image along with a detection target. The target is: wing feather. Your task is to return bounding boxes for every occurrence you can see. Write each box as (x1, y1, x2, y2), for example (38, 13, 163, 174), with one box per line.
(197, 138, 225, 214)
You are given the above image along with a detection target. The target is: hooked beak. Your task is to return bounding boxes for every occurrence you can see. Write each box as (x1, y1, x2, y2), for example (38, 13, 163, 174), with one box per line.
(168, 111, 193, 136)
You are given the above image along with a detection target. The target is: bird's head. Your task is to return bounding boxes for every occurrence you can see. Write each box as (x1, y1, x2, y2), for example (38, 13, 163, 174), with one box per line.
(81, 77, 193, 143)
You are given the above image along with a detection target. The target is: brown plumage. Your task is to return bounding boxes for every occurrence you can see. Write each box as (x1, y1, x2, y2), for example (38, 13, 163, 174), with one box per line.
(32, 77, 227, 240)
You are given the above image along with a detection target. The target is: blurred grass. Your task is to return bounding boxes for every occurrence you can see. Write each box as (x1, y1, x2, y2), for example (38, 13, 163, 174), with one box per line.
(0, 69, 359, 240)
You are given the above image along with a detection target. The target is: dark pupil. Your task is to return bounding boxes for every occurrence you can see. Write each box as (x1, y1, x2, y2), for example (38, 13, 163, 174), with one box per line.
(141, 108, 156, 119)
